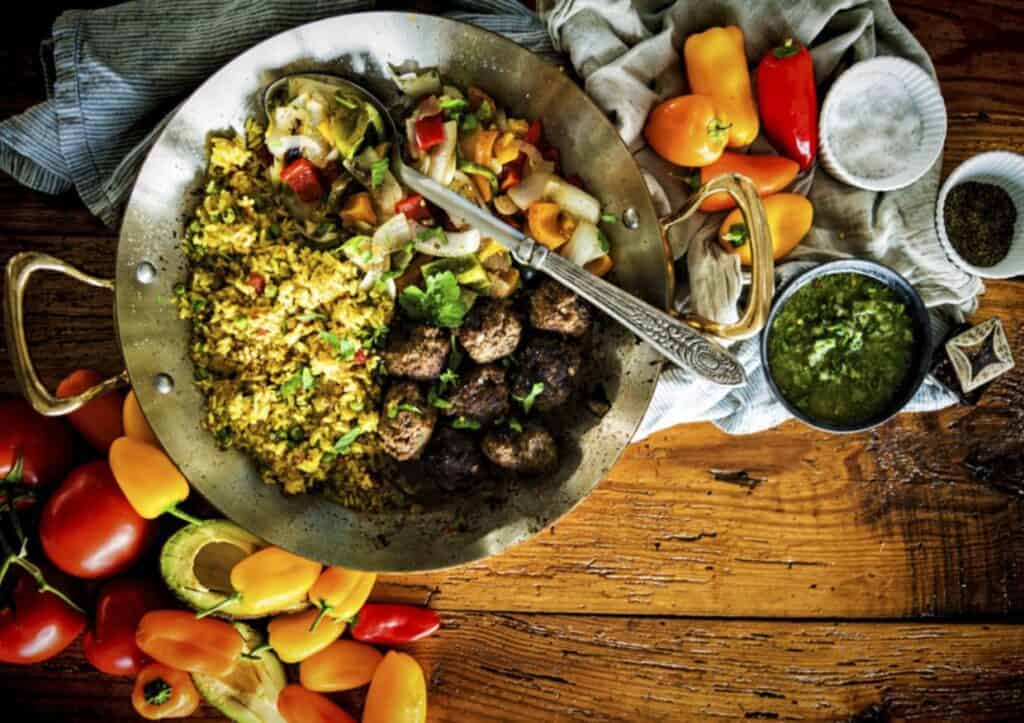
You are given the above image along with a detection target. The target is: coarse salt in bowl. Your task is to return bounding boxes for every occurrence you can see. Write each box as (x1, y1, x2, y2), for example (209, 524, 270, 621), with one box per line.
(935, 151, 1024, 279)
(819, 56, 947, 192)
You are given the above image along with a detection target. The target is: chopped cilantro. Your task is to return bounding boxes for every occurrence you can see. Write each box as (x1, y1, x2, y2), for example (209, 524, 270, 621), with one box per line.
(452, 416, 481, 430)
(439, 368, 460, 390)
(333, 426, 363, 454)
(513, 381, 545, 414)
(398, 271, 468, 328)
(508, 417, 523, 433)
(299, 312, 327, 322)
(597, 230, 610, 254)
(301, 367, 315, 391)
(338, 338, 358, 360)
(600, 213, 618, 224)
(370, 159, 390, 189)
(387, 402, 422, 419)
(279, 373, 303, 398)
(428, 385, 453, 410)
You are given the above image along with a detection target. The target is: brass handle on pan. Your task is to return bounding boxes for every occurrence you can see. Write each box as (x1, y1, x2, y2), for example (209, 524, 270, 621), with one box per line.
(661, 173, 775, 341)
(3, 252, 128, 416)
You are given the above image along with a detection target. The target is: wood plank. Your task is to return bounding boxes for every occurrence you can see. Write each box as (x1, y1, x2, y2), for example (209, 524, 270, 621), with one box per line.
(3, 615, 1023, 721)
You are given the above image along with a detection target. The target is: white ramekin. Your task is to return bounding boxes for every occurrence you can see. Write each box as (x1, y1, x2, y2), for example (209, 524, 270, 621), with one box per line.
(935, 151, 1024, 279)
(819, 56, 947, 192)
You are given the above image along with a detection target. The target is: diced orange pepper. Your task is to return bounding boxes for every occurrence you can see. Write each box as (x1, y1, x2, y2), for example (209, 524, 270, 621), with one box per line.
(527, 202, 573, 250)
(56, 369, 125, 453)
(362, 651, 427, 723)
(131, 662, 200, 720)
(277, 684, 356, 723)
(109, 437, 193, 522)
(135, 611, 242, 676)
(459, 129, 498, 167)
(299, 640, 384, 693)
(493, 132, 520, 165)
(268, 608, 346, 664)
(340, 193, 377, 227)
(584, 255, 614, 277)
(122, 390, 159, 446)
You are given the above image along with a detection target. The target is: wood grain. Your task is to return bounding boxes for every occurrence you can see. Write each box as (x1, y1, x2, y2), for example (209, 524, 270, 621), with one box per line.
(3, 616, 1024, 722)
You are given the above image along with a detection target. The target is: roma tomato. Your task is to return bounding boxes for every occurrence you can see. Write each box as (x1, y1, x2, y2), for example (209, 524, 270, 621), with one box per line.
(40, 461, 157, 579)
(0, 399, 74, 487)
(56, 369, 125, 453)
(0, 567, 86, 664)
(83, 577, 167, 676)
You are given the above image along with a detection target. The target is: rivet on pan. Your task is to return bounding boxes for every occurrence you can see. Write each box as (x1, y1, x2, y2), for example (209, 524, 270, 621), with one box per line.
(622, 207, 640, 230)
(154, 373, 174, 395)
(135, 261, 157, 284)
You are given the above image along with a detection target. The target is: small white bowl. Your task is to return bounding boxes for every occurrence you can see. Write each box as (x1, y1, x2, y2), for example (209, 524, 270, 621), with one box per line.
(819, 57, 947, 192)
(935, 151, 1024, 278)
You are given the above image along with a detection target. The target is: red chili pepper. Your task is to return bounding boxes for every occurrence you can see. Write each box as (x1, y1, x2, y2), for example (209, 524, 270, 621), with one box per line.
(247, 272, 266, 295)
(500, 153, 526, 191)
(414, 114, 446, 151)
(395, 194, 433, 222)
(756, 39, 818, 170)
(349, 604, 440, 646)
(525, 118, 543, 146)
(281, 159, 325, 203)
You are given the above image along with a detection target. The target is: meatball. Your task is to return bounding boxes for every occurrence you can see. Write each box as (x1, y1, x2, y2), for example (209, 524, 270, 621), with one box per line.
(528, 279, 594, 337)
(446, 365, 511, 423)
(383, 323, 449, 381)
(482, 424, 558, 475)
(424, 427, 485, 491)
(512, 336, 581, 413)
(378, 383, 437, 462)
(457, 299, 523, 364)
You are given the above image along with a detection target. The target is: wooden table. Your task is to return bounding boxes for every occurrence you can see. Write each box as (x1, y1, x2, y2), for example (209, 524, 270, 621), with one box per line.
(2, 1, 1023, 720)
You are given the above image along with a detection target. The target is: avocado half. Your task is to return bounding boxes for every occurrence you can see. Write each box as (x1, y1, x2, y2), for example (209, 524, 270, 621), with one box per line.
(192, 623, 288, 723)
(160, 519, 310, 619)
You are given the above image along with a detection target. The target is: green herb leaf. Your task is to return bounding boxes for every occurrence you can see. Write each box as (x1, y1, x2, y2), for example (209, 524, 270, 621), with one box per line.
(387, 402, 422, 419)
(339, 338, 358, 360)
(279, 374, 303, 398)
(508, 417, 523, 433)
(597, 230, 610, 254)
(460, 113, 479, 131)
(723, 223, 749, 248)
(439, 368, 460, 389)
(334, 426, 363, 454)
(452, 416, 481, 430)
(428, 385, 453, 410)
(600, 213, 619, 225)
(370, 159, 390, 189)
(320, 331, 341, 351)
(513, 381, 545, 414)
(301, 366, 315, 391)
(416, 227, 448, 246)
(398, 270, 468, 328)
(299, 312, 327, 322)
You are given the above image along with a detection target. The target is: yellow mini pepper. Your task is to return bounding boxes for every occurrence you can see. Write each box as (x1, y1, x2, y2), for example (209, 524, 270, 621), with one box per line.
(308, 567, 377, 631)
(362, 651, 427, 723)
(267, 608, 347, 664)
(684, 26, 759, 148)
(197, 547, 322, 619)
(109, 437, 201, 525)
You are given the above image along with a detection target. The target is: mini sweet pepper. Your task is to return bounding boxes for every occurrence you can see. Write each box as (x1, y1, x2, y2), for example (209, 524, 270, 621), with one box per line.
(684, 26, 759, 148)
(135, 610, 242, 676)
(307, 567, 377, 631)
(131, 662, 201, 720)
(109, 437, 201, 525)
(197, 546, 322, 618)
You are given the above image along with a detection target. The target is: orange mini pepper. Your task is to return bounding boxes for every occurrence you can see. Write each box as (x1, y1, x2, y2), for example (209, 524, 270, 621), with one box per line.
(135, 611, 242, 676)
(131, 662, 200, 720)
(299, 639, 383, 693)
(109, 437, 200, 524)
(718, 193, 814, 265)
(308, 567, 376, 630)
(123, 390, 159, 446)
(699, 153, 800, 212)
(684, 26, 759, 148)
(362, 651, 427, 723)
(268, 608, 347, 664)
(198, 546, 322, 618)
(644, 95, 730, 167)
(277, 683, 356, 723)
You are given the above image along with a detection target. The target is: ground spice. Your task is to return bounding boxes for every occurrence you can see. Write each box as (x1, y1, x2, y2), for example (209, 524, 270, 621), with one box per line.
(943, 181, 1016, 267)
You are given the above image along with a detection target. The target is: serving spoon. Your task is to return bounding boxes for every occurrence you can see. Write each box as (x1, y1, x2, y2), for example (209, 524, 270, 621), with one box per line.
(265, 73, 747, 387)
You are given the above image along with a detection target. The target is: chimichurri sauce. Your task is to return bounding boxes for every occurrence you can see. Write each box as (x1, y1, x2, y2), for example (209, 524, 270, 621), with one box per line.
(767, 273, 915, 426)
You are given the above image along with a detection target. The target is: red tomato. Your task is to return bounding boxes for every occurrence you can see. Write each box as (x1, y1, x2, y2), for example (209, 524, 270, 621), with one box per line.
(0, 399, 75, 487)
(39, 461, 157, 579)
(0, 567, 86, 664)
(83, 577, 167, 676)
(281, 159, 325, 203)
(56, 369, 126, 453)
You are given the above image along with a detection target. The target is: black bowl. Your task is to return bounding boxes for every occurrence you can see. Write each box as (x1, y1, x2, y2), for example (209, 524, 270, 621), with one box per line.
(760, 259, 933, 433)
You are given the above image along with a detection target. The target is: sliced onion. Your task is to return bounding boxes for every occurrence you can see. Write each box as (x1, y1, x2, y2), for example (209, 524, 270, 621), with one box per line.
(561, 221, 605, 267)
(394, 70, 442, 98)
(427, 121, 458, 186)
(546, 178, 601, 224)
(405, 117, 422, 161)
(414, 227, 481, 257)
(507, 171, 553, 211)
(517, 141, 555, 176)
(370, 213, 413, 272)
(265, 134, 330, 165)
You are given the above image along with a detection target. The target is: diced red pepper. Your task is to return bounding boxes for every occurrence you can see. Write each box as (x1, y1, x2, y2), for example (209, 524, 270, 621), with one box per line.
(280, 158, 324, 203)
(395, 194, 433, 222)
(525, 118, 543, 146)
(247, 272, 266, 295)
(353, 349, 368, 366)
(414, 114, 446, 151)
(500, 152, 526, 191)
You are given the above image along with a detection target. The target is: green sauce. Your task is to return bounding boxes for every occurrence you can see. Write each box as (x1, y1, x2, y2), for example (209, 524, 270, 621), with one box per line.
(767, 273, 915, 426)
